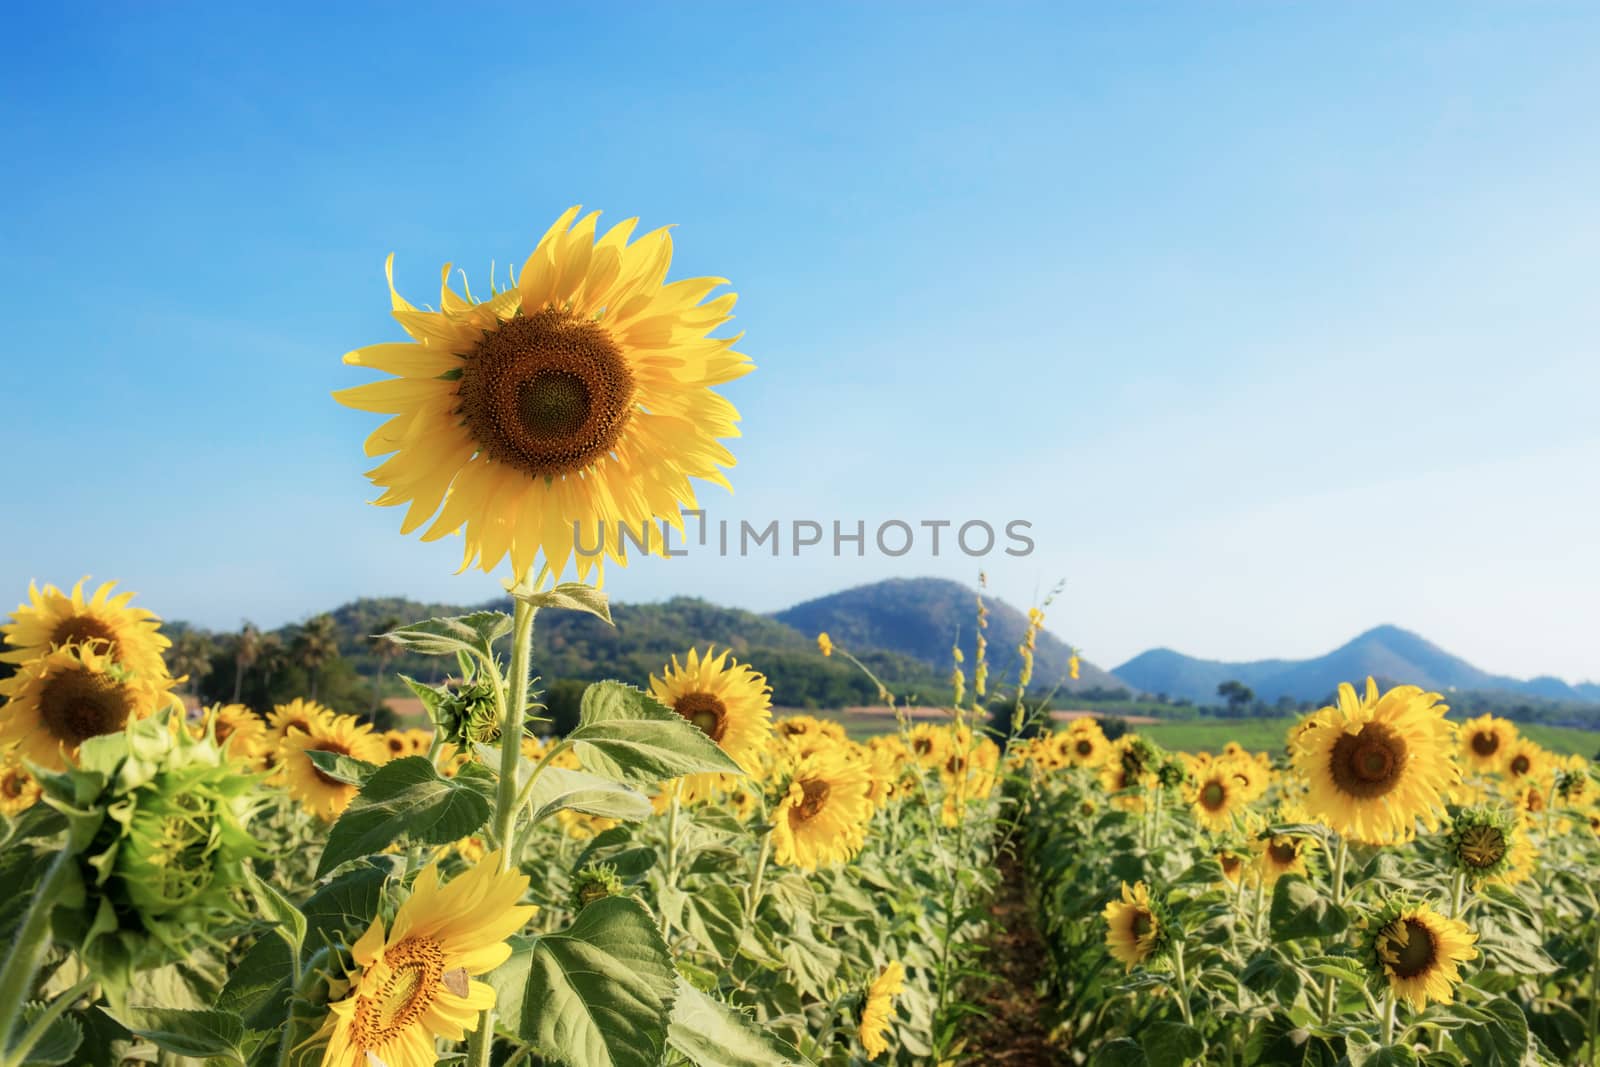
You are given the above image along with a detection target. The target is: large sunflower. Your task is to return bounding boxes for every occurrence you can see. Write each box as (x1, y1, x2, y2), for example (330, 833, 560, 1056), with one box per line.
(1291, 678, 1458, 845)
(1366, 901, 1478, 1011)
(1458, 714, 1518, 775)
(319, 853, 535, 1067)
(0, 644, 176, 770)
(859, 961, 906, 1060)
(772, 746, 874, 870)
(1102, 881, 1169, 971)
(649, 647, 773, 774)
(280, 714, 390, 819)
(1, 578, 171, 681)
(333, 206, 751, 582)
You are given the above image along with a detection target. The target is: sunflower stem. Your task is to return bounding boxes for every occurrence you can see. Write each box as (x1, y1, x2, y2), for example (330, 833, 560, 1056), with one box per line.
(740, 831, 772, 947)
(1, 975, 94, 1067)
(0, 847, 74, 1057)
(1171, 940, 1194, 1025)
(1380, 988, 1396, 1046)
(1320, 836, 1350, 1023)
(1448, 869, 1467, 920)
(1253, 876, 1267, 941)
(659, 780, 684, 936)
(1588, 918, 1600, 1066)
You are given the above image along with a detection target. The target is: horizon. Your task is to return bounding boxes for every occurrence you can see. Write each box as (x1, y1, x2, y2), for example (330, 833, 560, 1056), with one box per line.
(5, 4, 1597, 683)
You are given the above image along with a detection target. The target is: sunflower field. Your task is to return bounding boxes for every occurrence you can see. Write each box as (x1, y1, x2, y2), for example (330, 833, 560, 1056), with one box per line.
(2, 207, 1598, 1067)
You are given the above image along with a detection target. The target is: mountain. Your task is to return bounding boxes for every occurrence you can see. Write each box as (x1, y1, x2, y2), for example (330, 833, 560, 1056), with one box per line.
(773, 577, 1127, 695)
(1115, 625, 1593, 705)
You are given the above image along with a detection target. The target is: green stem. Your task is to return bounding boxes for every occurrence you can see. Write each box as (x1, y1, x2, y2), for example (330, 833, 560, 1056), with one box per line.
(0, 848, 74, 1055)
(1171, 941, 1194, 1025)
(1253, 876, 1267, 941)
(659, 781, 684, 936)
(1381, 988, 1396, 1046)
(1448, 869, 1468, 920)
(1588, 919, 1600, 1066)
(1320, 837, 1350, 1023)
(740, 832, 772, 946)
(2, 975, 93, 1067)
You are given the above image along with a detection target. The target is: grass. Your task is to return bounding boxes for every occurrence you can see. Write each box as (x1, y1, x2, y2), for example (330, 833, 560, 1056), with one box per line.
(1141, 716, 1600, 757)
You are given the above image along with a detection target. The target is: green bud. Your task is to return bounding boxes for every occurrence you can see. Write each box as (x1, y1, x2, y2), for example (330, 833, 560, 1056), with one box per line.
(572, 861, 625, 910)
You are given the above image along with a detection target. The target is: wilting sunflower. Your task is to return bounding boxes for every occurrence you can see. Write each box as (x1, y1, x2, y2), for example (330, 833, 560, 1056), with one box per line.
(1188, 760, 1249, 832)
(0, 643, 176, 770)
(0, 757, 41, 816)
(1365, 900, 1478, 1011)
(1, 577, 171, 681)
(859, 961, 906, 1060)
(195, 703, 269, 768)
(333, 206, 751, 583)
(1445, 807, 1534, 886)
(1103, 881, 1170, 971)
(772, 746, 874, 870)
(1458, 714, 1518, 774)
(318, 853, 536, 1067)
(650, 647, 773, 774)
(280, 714, 390, 819)
(267, 698, 333, 747)
(1291, 678, 1458, 845)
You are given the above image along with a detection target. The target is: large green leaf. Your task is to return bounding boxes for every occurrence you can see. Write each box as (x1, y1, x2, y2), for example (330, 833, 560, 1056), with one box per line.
(1442, 997, 1530, 1066)
(379, 612, 512, 660)
(316, 757, 492, 876)
(665, 979, 812, 1066)
(514, 897, 678, 1067)
(526, 765, 654, 825)
(11, 1003, 84, 1066)
(1270, 875, 1349, 941)
(121, 1007, 249, 1063)
(1141, 1021, 1204, 1067)
(569, 682, 743, 786)
(515, 581, 614, 624)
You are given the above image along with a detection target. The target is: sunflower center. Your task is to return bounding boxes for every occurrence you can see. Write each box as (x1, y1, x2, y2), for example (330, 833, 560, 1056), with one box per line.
(1457, 824, 1507, 870)
(1200, 782, 1227, 811)
(673, 692, 728, 743)
(1219, 852, 1242, 876)
(1470, 730, 1500, 756)
(1268, 839, 1299, 865)
(793, 778, 830, 823)
(386, 735, 407, 756)
(309, 741, 355, 786)
(1509, 754, 1531, 777)
(946, 754, 967, 776)
(1385, 918, 1437, 979)
(457, 308, 635, 478)
(1329, 722, 1407, 799)
(1, 773, 23, 799)
(355, 936, 447, 1042)
(214, 719, 235, 743)
(1131, 911, 1154, 939)
(1076, 739, 1094, 756)
(913, 738, 934, 755)
(52, 616, 118, 651)
(39, 669, 135, 748)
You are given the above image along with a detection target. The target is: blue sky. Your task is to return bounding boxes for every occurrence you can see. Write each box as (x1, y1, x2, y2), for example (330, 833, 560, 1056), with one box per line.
(3, 3, 1596, 683)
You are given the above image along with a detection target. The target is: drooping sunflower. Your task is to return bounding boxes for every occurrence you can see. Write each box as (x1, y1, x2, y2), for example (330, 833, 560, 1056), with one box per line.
(1, 577, 172, 681)
(1102, 881, 1170, 971)
(859, 961, 906, 1060)
(1365, 900, 1478, 1011)
(1188, 759, 1249, 832)
(333, 206, 751, 583)
(0, 643, 176, 770)
(195, 703, 269, 768)
(0, 756, 41, 816)
(1291, 678, 1458, 845)
(771, 746, 874, 870)
(1445, 807, 1535, 886)
(1458, 714, 1518, 775)
(318, 853, 536, 1067)
(279, 714, 390, 819)
(1215, 850, 1246, 887)
(1256, 832, 1315, 884)
(650, 647, 773, 774)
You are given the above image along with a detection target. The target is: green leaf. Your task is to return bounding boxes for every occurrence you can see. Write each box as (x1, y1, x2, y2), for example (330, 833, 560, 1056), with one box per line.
(12, 1003, 83, 1066)
(1241, 950, 1302, 1002)
(1092, 1038, 1148, 1067)
(515, 581, 614, 625)
(316, 757, 492, 876)
(122, 1007, 247, 1063)
(244, 868, 307, 960)
(400, 674, 449, 721)
(1270, 875, 1349, 941)
(681, 882, 744, 962)
(1445, 997, 1530, 1066)
(380, 612, 512, 660)
(570, 682, 743, 786)
(526, 765, 654, 825)
(665, 979, 813, 1066)
(515, 897, 678, 1067)
(303, 749, 379, 787)
(1142, 1021, 1204, 1067)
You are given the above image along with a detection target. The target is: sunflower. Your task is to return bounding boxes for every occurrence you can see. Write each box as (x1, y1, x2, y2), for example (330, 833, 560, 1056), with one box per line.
(776, 714, 848, 746)
(1215, 850, 1246, 886)
(195, 703, 269, 768)
(0, 643, 176, 770)
(267, 698, 334, 748)
(279, 714, 390, 819)
(1100, 735, 1159, 801)
(1102, 881, 1169, 971)
(1188, 760, 1249, 832)
(333, 206, 751, 583)
(1501, 739, 1549, 790)
(1, 577, 171, 681)
(1366, 901, 1478, 1011)
(859, 961, 905, 1060)
(905, 723, 950, 769)
(0, 757, 41, 816)
(649, 647, 773, 774)
(318, 853, 535, 1067)
(1057, 718, 1110, 768)
(1291, 678, 1458, 845)
(403, 727, 434, 755)
(1457, 714, 1517, 774)
(381, 730, 413, 761)
(1256, 832, 1315, 885)
(771, 746, 874, 870)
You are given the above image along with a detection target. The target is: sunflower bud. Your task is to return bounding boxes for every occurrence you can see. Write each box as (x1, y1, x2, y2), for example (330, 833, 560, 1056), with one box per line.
(1445, 807, 1517, 883)
(572, 861, 625, 910)
(434, 677, 504, 747)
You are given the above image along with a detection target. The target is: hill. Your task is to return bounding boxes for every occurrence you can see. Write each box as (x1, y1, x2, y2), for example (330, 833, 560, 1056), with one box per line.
(1115, 624, 1596, 706)
(773, 577, 1127, 696)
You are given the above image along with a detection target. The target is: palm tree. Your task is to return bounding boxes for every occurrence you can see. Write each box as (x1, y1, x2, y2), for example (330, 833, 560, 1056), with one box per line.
(292, 614, 341, 701)
(369, 614, 404, 717)
(233, 622, 262, 703)
(168, 630, 216, 706)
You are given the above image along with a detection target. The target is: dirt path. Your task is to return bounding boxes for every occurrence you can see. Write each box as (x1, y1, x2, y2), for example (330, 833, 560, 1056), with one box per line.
(965, 844, 1070, 1065)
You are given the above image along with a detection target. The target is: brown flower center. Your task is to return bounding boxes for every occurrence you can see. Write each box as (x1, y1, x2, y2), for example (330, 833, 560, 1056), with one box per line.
(1328, 722, 1407, 799)
(1267, 839, 1299, 865)
(457, 308, 635, 478)
(1218, 852, 1242, 877)
(1130, 910, 1154, 939)
(791, 778, 830, 824)
(1, 772, 24, 799)
(673, 692, 727, 743)
(1470, 730, 1500, 756)
(39, 668, 135, 748)
(1509, 754, 1531, 777)
(1384, 918, 1437, 979)
(945, 753, 967, 776)
(1076, 739, 1094, 757)
(353, 935, 447, 1043)
(1456, 824, 1506, 870)
(1200, 781, 1227, 811)
(52, 616, 118, 651)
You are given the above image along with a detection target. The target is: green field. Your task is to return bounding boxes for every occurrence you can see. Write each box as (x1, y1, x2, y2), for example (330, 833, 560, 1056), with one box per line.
(1141, 716, 1600, 757)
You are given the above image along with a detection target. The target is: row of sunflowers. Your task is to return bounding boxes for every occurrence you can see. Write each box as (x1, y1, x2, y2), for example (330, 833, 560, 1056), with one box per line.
(1014, 685, 1600, 1064)
(0, 576, 1032, 1066)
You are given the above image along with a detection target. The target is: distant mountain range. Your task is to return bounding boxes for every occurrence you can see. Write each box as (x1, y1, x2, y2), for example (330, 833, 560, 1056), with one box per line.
(1114, 624, 1600, 706)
